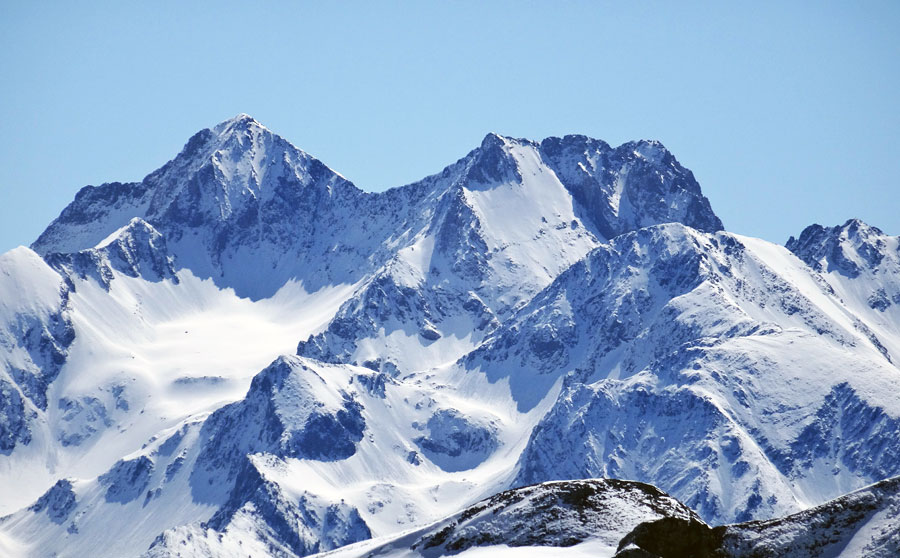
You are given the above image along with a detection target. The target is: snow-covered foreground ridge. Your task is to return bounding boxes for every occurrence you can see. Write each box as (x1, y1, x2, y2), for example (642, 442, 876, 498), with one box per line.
(313, 476, 900, 558)
(1, 114, 898, 557)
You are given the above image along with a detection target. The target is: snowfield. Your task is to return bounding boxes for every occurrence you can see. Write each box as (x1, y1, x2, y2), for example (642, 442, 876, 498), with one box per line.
(1, 115, 898, 557)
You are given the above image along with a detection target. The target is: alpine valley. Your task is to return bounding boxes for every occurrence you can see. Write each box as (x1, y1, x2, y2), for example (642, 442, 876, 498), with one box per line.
(1, 115, 899, 557)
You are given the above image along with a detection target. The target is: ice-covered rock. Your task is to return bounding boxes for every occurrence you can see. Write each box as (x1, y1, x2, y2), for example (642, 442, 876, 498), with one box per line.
(28, 479, 76, 524)
(191, 356, 365, 497)
(0, 248, 74, 451)
(413, 409, 498, 472)
(147, 458, 370, 558)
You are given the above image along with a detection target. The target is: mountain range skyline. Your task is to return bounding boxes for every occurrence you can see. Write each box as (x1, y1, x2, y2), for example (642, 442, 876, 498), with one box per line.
(2, 114, 899, 557)
(3, 3, 898, 257)
(7, 111, 896, 256)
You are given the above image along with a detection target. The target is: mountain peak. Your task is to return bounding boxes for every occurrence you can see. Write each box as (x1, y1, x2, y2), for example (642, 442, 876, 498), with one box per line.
(464, 132, 526, 186)
(479, 131, 509, 149)
(841, 218, 883, 237)
(787, 218, 885, 249)
(212, 113, 267, 136)
(787, 218, 892, 277)
(627, 139, 669, 162)
(31, 116, 353, 286)
(167, 114, 276, 175)
(537, 134, 722, 237)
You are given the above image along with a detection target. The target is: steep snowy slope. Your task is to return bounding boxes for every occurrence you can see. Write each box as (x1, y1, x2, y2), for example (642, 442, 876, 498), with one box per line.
(0, 255, 357, 514)
(32, 115, 378, 299)
(2, 115, 899, 558)
(0, 248, 73, 452)
(297, 132, 722, 377)
(787, 218, 900, 360)
(489, 224, 900, 522)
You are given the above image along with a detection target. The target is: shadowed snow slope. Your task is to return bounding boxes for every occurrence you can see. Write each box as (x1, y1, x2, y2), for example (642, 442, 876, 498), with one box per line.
(1, 115, 898, 558)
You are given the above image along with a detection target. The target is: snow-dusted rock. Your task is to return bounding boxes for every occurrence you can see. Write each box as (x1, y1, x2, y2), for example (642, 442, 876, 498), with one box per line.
(147, 458, 370, 558)
(413, 409, 498, 472)
(539, 135, 723, 237)
(3, 115, 900, 558)
(0, 247, 74, 451)
(616, 474, 900, 557)
(28, 479, 76, 524)
(44, 218, 178, 289)
(100, 456, 155, 503)
(191, 356, 365, 495)
(787, 218, 892, 278)
(323, 479, 700, 558)
(720, 474, 900, 557)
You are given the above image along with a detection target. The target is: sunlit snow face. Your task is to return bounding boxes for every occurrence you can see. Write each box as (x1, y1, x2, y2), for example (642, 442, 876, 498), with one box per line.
(4, 116, 900, 558)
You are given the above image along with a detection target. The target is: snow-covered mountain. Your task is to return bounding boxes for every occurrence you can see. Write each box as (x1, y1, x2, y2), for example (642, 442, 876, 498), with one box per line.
(1, 115, 898, 558)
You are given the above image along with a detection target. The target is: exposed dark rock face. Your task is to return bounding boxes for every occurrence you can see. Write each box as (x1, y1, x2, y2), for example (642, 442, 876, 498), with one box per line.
(540, 135, 724, 238)
(787, 219, 890, 278)
(191, 356, 365, 500)
(616, 475, 900, 558)
(615, 517, 726, 558)
(413, 409, 498, 472)
(100, 456, 155, 504)
(29, 479, 77, 524)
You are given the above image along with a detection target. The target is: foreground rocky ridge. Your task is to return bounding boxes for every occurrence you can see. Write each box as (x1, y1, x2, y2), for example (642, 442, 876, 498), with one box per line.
(315, 476, 900, 558)
(1, 115, 898, 557)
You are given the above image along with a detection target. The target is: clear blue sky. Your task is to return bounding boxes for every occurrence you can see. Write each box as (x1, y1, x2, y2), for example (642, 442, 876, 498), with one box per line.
(1, 1, 898, 253)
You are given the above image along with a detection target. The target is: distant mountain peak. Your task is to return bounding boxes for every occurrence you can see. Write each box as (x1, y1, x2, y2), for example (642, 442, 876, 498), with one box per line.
(479, 131, 506, 147)
(626, 138, 670, 163)
(787, 218, 893, 277)
(478, 131, 533, 149)
(174, 114, 271, 164)
(216, 112, 260, 128)
(210, 113, 270, 144)
(841, 217, 883, 236)
(33, 118, 726, 300)
(464, 132, 528, 186)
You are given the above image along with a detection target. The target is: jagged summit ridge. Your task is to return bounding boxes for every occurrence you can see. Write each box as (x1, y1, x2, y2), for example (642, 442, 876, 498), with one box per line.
(31, 115, 724, 301)
(31, 113, 353, 252)
(538, 134, 723, 238)
(9, 116, 900, 558)
(787, 218, 894, 277)
(144, 112, 346, 218)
